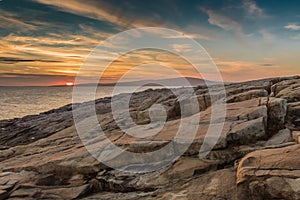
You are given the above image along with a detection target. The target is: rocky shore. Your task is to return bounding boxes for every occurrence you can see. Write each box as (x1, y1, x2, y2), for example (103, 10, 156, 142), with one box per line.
(0, 76, 299, 200)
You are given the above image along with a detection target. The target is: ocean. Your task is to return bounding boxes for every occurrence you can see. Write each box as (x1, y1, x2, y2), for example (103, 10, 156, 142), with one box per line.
(0, 86, 159, 120)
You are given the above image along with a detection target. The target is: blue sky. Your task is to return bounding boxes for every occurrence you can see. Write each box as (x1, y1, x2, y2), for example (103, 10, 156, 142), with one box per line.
(0, 0, 299, 85)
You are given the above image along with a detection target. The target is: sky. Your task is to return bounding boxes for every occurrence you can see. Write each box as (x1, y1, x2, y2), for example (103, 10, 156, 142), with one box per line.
(0, 0, 299, 86)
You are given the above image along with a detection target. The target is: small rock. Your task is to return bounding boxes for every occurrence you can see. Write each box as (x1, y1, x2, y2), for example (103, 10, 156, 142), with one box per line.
(68, 174, 86, 185)
(265, 129, 293, 146)
(10, 188, 40, 198)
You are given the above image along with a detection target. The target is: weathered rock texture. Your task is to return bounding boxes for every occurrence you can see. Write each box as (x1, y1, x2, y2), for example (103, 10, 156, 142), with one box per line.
(0, 75, 299, 199)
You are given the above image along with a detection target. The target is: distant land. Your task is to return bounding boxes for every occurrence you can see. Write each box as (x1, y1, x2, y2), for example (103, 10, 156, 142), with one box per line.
(51, 77, 222, 87)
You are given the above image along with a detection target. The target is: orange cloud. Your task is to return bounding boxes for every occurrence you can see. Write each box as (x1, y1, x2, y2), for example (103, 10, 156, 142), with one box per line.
(33, 0, 165, 28)
(215, 60, 294, 82)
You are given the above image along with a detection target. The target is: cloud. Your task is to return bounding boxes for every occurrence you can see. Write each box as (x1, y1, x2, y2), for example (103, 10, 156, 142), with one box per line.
(3, 33, 101, 47)
(0, 73, 71, 78)
(260, 63, 274, 67)
(78, 24, 112, 39)
(243, 0, 266, 18)
(259, 29, 275, 43)
(215, 59, 289, 82)
(0, 73, 75, 86)
(32, 0, 124, 26)
(200, 8, 246, 38)
(284, 23, 300, 30)
(203, 9, 240, 31)
(33, 0, 214, 42)
(0, 9, 36, 30)
(172, 44, 193, 53)
(182, 25, 215, 40)
(32, 0, 165, 29)
(0, 32, 97, 77)
(0, 56, 60, 64)
(164, 33, 212, 40)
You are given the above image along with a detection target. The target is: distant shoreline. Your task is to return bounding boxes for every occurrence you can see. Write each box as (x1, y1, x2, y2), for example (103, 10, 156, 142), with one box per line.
(1, 75, 299, 87)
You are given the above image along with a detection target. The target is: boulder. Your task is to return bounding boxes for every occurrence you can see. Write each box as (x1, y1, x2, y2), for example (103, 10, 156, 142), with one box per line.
(286, 102, 300, 130)
(275, 80, 300, 102)
(237, 144, 300, 200)
(267, 98, 287, 133)
(271, 79, 300, 96)
(227, 117, 266, 145)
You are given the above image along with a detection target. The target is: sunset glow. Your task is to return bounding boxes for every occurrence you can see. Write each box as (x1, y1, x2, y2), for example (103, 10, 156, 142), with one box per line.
(0, 0, 299, 86)
(66, 82, 74, 86)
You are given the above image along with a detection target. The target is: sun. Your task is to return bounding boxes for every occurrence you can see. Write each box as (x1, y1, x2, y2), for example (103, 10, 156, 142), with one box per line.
(66, 82, 74, 86)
